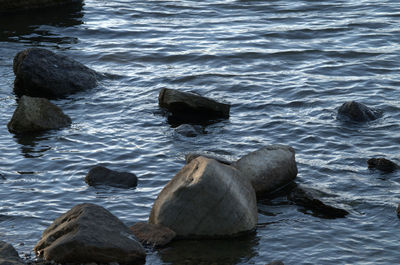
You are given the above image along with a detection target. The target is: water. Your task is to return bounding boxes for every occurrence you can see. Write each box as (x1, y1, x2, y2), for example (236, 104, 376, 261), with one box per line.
(1, 0, 400, 264)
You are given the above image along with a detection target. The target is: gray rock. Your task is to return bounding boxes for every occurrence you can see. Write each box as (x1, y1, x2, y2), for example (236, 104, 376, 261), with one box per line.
(174, 124, 203, 137)
(34, 203, 146, 264)
(0, 241, 24, 265)
(130, 222, 176, 248)
(7, 96, 71, 133)
(13, 48, 97, 98)
(85, 166, 138, 188)
(0, 0, 82, 12)
(158, 88, 230, 125)
(368, 158, 399, 173)
(185, 152, 233, 165)
(149, 156, 257, 238)
(233, 145, 298, 198)
(337, 101, 381, 122)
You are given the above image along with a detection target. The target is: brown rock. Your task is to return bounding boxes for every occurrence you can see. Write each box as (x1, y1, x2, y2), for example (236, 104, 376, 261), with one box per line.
(0, 241, 24, 265)
(130, 222, 176, 247)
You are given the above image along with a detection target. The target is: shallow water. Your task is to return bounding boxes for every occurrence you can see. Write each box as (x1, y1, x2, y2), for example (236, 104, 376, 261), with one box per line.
(1, 0, 400, 264)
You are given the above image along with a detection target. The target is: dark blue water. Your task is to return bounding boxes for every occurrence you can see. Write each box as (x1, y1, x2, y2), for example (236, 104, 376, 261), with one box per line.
(1, 1, 400, 264)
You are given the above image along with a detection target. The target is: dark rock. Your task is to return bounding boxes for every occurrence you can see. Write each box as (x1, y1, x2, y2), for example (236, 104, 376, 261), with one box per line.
(368, 158, 399, 173)
(267, 261, 285, 265)
(7, 96, 71, 133)
(34, 203, 146, 264)
(232, 145, 298, 198)
(149, 156, 257, 238)
(185, 152, 233, 165)
(13, 48, 97, 98)
(85, 166, 138, 188)
(130, 222, 176, 248)
(174, 124, 204, 137)
(288, 186, 348, 219)
(337, 101, 381, 122)
(158, 88, 230, 126)
(0, 241, 24, 265)
(0, 0, 83, 12)
(397, 204, 400, 218)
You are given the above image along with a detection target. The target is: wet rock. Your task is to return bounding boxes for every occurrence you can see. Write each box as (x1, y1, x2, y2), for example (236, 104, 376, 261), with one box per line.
(149, 156, 257, 238)
(174, 124, 203, 137)
(7, 96, 71, 133)
(185, 152, 233, 165)
(267, 261, 285, 265)
(367, 158, 399, 173)
(0, 0, 82, 12)
(337, 101, 381, 122)
(158, 88, 230, 126)
(34, 203, 146, 264)
(13, 48, 97, 98)
(0, 241, 24, 265)
(397, 204, 400, 218)
(288, 186, 348, 219)
(130, 222, 176, 247)
(85, 165, 138, 188)
(232, 145, 298, 198)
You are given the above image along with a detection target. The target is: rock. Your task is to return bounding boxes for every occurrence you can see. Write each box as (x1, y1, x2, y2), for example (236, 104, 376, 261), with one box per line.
(185, 152, 233, 165)
(149, 156, 257, 238)
(232, 145, 298, 198)
(174, 124, 204, 137)
(13, 48, 97, 98)
(85, 166, 138, 188)
(34, 203, 146, 264)
(0, 241, 24, 265)
(0, 0, 82, 12)
(158, 88, 230, 126)
(267, 261, 285, 265)
(337, 101, 381, 122)
(7, 96, 71, 133)
(397, 204, 400, 218)
(368, 158, 399, 173)
(130, 222, 176, 248)
(288, 186, 348, 219)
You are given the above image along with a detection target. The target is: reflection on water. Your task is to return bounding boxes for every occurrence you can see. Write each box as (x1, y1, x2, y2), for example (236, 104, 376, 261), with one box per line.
(158, 234, 259, 265)
(13, 132, 52, 158)
(0, 3, 83, 43)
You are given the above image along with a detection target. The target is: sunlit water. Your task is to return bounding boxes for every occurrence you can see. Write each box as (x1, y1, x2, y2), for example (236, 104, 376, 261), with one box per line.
(1, 1, 400, 264)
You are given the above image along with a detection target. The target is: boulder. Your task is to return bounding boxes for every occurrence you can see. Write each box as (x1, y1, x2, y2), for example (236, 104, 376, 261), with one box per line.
(185, 152, 233, 165)
(158, 88, 230, 125)
(174, 124, 204, 137)
(149, 157, 257, 238)
(13, 48, 97, 98)
(0, 241, 24, 265)
(34, 203, 146, 264)
(232, 145, 298, 198)
(85, 165, 138, 188)
(0, 0, 82, 12)
(7, 95, 71, 133)
(368, 158, 399, 173)
(130, 222, 176, 248)
(288, 186, 348, 219)
(337, 101, 381, 122)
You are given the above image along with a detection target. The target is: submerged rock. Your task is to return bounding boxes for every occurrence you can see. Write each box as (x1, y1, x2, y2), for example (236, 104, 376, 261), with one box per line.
(85, 165, 138, 188)
(0, 0, 82, 12)
(288, 186, 348, 219)
(34, 203, 146, 264)
(0, 241, 24, 265)
(232, 145, 298, 198)
(130, 222, 176, 248)
(174, 124, 204, 137)
(13, 48, 97, 98)
(149, 156, 257, 238)
(337, 101, 381, 122)
(158, 88, 230, 126)
(7, 96, 71, 133)
(368, 158, 399, 173)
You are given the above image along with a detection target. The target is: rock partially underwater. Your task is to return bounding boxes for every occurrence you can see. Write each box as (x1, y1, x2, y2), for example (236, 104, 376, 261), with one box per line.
(337, 101, 381, 122)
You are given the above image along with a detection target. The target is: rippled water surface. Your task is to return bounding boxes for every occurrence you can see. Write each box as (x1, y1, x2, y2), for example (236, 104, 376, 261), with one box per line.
(1, 1, 400, 264)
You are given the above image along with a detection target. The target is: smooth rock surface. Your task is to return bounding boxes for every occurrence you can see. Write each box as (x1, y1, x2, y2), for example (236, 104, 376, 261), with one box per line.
(337, 101, 381, 122)
(233, 145, 298, 197)
(185, 152, 233, 165)
(13, 48, 97, 98)
(149, 156, 257, 238)
(158, 88, 230, 125)
(367, 158, 399, 172)
(0, 241, 24, 265)
(0, 0, 82, 12)
(85, 165, 138, 188)
(34, 203, 146, 264)
(7, 96, 71, 133)
(130, 222, 176, 247)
